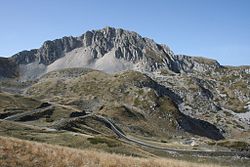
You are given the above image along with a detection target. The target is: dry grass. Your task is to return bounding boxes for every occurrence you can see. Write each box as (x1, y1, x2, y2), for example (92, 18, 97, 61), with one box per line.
(0, 136, 224, 167)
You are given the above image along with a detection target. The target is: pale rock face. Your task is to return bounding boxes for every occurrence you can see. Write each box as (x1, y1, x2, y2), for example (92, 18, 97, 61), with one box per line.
(174, 55, 221, 73)
(47, 47, 95, 73)
(19, 62, 46, 80)
(94, 49, 131, 73)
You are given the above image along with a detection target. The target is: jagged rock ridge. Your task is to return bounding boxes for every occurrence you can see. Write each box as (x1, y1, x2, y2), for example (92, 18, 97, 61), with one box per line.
(0, 27, 221, 80)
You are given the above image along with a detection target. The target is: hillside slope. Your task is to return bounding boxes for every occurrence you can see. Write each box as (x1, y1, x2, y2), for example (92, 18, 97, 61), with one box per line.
(0, 136, 225, 167)
(23, 68, 223, 140)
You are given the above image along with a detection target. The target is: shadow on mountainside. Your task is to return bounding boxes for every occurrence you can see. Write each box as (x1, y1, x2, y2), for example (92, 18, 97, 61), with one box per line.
(141, 74, 224, 140)
(177, 114, 224, 140)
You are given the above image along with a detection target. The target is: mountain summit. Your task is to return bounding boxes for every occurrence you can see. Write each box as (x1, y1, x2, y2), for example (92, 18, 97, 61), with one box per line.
(1, 27, 221, 80)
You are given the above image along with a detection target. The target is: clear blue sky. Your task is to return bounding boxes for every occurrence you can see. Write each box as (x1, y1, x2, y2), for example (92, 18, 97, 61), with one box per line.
(0, 0, 249, 66)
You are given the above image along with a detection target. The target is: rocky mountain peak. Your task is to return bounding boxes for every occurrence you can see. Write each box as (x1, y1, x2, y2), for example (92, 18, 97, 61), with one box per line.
(1, 27, 224, 80)
(78, 27, 175, 66)
(11, 27, 175, 66)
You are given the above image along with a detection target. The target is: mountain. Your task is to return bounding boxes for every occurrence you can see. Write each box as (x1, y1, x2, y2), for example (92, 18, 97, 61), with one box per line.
(0, 27, 250, 165)
(1, 27, 222, 80)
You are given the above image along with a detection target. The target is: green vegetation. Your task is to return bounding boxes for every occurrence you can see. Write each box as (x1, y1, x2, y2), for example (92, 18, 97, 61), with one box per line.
(193, 57, 218, 65)
(87, 136, 121, 147)
(0, 120, 150, 157)
(217, 140, 250, 151)
(25, 69, 181, 139)
(226, 97, 246, 113)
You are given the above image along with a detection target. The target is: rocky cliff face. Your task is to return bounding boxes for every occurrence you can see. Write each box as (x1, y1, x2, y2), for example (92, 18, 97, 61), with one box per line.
(174, 55, 221, 73)
(11, 36, 82, 65)
(0, 57, 18, 79)
(0, 27, 223, 80)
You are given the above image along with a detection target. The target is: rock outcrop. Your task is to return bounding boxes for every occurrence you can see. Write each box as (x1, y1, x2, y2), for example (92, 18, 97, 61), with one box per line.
(0, 57, 18, 79)
(174, 55, 221, 73)
(0, 27, 223, 80)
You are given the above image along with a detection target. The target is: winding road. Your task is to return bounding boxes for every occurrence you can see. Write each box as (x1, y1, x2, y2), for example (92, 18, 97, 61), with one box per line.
(95, 115, 250, 158)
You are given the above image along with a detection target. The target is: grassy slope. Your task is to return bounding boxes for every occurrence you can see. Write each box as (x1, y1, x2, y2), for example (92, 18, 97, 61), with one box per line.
(26, 69, 182, 138)
(0, 119, 154, 158)
(0, 136, 224, 167)
(1, 68, 249, 166)
(0, 92, 40, 118)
